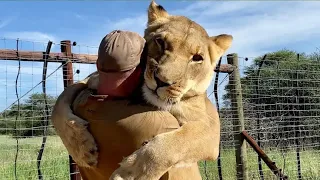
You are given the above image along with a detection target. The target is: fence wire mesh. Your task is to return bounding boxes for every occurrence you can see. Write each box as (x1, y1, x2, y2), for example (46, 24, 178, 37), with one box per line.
(238, 53, 320, 180)
(0, 37, 319, 180)
(204, 52, 320, 180)
(0, 38, 96, 180)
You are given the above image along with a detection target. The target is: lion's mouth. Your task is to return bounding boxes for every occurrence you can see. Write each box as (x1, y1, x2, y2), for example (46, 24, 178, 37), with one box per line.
(149, 83, 181, 102)
(143, 68, 184, 106)
(142, 83, 180, 108)
(150, 87, 160, 98)
(154, 73, 171, 90)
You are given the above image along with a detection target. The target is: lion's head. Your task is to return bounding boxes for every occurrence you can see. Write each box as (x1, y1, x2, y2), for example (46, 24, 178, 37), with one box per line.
(142, 1, 233, 109)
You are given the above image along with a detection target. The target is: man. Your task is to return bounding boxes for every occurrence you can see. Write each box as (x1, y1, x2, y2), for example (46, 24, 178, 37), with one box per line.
(51, 30, 202, 179)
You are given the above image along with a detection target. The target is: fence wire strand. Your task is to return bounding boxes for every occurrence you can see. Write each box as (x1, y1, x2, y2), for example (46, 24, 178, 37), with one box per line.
(0, 38, 97, 179)
(0, 37, 319, 180)
(14, 39, 21, 180)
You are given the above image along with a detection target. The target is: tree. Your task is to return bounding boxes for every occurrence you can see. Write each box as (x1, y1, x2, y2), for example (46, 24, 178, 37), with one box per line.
(222, 49, 320, 148)
(0, 93, 57, 138)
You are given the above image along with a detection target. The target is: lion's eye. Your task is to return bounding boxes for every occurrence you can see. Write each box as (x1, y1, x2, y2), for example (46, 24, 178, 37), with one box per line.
(155, 37, 165, 51)
(192, 54, 203, 62)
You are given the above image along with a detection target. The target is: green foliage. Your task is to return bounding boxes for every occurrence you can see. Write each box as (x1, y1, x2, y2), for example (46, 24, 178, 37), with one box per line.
(0, 93, 57, 138)
(221, 49, 320, 148)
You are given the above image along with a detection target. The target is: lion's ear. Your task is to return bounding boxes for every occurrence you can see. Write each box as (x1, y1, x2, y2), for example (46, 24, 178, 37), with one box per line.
(210, 34, 233, 55)
(208, 34, 233, 64)
(148, 0, 169, 24)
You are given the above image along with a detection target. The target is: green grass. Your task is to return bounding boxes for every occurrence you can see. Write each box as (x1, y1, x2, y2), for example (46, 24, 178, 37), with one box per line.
(0, 136, 69, 180)
(199, 148, 320, 180)
(0, 135, 319, 180)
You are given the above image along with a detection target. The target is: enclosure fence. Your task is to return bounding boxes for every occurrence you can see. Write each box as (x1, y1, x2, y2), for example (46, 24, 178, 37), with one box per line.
(0, 38, 319, 180)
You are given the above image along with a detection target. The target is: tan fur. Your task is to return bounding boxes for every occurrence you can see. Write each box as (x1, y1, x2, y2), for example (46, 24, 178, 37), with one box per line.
(142, 1, 232, 110)
(51, 1, 232, 179)
(51, 75, 99, 167)
(109, 2, 232, 179)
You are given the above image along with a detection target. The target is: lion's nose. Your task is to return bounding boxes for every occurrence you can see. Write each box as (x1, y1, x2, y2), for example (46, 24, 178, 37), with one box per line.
(154, 74, 171, 88)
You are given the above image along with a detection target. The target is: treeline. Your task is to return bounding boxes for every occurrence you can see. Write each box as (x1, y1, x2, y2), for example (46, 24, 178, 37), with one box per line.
(0, 93, 57, 138)
(220, 49, 320, 150)
(1, 49, 320, 147)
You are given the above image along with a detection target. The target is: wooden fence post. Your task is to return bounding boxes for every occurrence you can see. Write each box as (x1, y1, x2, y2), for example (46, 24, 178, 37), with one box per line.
(60, 40, 82, 180)
(227, 53, 248, 180)
(61, 40, 74, 87)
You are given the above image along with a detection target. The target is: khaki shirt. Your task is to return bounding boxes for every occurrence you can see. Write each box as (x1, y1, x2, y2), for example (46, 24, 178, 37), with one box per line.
(72, 89, 180, 179)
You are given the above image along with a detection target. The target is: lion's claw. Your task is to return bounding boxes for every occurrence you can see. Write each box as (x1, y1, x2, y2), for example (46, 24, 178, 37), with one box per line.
(57, 115, 99, 168)
(109, 135, 172, 180)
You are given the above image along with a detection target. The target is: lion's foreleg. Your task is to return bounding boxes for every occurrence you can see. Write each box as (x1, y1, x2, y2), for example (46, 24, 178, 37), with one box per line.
(158, 120, 220, 163)
(109, 119, 220, 180)
(51, 72, 99, 167)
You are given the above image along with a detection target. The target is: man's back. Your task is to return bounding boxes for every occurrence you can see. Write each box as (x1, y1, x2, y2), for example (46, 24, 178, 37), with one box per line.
(72, 89, 202, 179)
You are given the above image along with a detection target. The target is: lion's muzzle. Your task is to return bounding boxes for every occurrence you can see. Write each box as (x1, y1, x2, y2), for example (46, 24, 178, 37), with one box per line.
(154, 72, 171, 89)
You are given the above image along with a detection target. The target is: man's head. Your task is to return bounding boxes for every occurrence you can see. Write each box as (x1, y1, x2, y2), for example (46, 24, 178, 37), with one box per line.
(97, 30, 146, 72)
(142, 1, 233, 109)
(96, 30, 146, 96)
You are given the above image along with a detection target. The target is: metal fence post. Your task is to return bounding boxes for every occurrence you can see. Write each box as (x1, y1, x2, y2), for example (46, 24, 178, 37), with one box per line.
(227, 53, 248, 180)
(60, 40, 81, 180)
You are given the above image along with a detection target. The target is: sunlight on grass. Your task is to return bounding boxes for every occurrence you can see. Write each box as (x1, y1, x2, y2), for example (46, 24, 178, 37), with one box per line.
(0, 135, 319, 180)
(0, 135, 69, 180)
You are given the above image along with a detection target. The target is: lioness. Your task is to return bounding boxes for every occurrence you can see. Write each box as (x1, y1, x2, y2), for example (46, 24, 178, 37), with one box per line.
(109, 2, 232, 179)
(51, 1, 232, 180)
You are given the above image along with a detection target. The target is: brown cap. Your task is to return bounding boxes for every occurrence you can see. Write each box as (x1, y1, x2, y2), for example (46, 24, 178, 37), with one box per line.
(97, 30, 146, 72)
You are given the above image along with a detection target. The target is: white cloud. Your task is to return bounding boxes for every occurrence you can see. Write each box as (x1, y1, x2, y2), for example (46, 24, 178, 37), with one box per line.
(0, 31, 60, 53)
(3, 31, 57, 43)
(94, 1, 319, 58)
(74, 13, 86, 21)
(92, 1, 319, 104)
(75, 14, 148, 48)
(0, 17, 14, 29)
(110, 15, 147, 35)
(189, 1, 320, 57)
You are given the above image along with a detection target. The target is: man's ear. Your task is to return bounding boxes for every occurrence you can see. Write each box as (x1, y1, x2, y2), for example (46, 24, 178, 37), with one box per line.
(208, 34, 233, 64)
(148, 0, 169, 24)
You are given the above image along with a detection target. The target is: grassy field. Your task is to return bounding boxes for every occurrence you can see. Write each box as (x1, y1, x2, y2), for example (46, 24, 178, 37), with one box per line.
(0, 135, 319, 180)
(0, 136, 69, 180)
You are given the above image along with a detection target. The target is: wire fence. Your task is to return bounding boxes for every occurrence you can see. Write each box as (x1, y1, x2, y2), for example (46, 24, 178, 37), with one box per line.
(0, 38, 96, 180)
(204, 52, 320, 180)
(0, 38, 319, 180)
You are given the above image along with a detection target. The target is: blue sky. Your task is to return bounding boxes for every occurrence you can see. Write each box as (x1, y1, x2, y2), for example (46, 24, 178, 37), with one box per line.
(0, 1, 319, 111)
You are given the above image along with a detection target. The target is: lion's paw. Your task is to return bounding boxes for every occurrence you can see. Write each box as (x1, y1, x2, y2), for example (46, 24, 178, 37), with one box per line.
(109, 152, 142, 180)
(72, 129, 99, 167)
(61, 115, 99, 167)
(109, 137, 171, 180)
